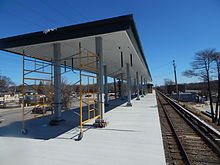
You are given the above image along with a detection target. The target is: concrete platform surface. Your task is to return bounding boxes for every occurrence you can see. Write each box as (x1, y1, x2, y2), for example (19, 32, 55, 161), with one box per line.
(0, 91, 166, 165)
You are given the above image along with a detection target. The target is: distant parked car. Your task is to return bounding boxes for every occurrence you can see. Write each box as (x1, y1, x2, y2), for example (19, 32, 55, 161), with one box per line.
(85, 94, 92, 97)
(32, 104, 53, 114)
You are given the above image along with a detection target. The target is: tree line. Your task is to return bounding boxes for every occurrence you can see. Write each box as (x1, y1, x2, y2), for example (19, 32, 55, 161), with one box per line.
(183, 48, 220, 125)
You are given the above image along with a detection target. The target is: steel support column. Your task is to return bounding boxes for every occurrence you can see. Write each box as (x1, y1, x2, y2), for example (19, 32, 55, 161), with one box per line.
(146, 80, 148, 94)
(95, 37, 105, 119)
(136, 72, 140, 100)
(144, 78, 146, 95)
(114, 77, 117, 98)
(141, 75, 144, 97)
(134, 78, 136, 95)
(126, 63, 132, 106)
(121, 73, 125, 100)
(53, 43, 62, 121)
(104, 65, 109, 106)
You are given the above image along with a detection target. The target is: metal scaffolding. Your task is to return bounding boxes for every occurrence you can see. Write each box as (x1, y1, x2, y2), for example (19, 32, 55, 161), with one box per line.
(78, 43, 101, 140)
(21, 43, 103, 139)
(21, 55, 53, 134)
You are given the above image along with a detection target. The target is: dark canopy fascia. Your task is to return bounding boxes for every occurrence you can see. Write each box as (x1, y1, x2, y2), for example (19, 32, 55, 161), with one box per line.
(0, 14, 152, 81)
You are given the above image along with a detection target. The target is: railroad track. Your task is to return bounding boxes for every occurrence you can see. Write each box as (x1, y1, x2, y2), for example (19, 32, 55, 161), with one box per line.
(156, 90, 220, 165)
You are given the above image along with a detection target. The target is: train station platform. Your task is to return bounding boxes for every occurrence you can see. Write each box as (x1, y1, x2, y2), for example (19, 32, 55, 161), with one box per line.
(0, 91, 166, 165)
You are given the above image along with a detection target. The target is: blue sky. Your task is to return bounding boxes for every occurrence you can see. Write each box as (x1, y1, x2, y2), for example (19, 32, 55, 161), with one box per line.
(0, 0, 220, 86)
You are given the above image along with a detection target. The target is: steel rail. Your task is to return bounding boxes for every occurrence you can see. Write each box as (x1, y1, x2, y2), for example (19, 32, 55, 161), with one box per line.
(162, 92, 220, 138)
(157, 90, 220, 158)
(157, 93, 192, 165)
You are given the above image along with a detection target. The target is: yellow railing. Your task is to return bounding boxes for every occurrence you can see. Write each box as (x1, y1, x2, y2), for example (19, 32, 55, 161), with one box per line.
(78, 43, 101, 135)
(21, 55, 53, 133)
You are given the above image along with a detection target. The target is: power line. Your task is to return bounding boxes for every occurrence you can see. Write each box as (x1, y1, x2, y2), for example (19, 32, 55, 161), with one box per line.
(38, 0, 80, 24)
(62, 0, 91, 22)
(151, 61, 172, 71)
(14, 0, 61, 27)
(2, 9, 48, 29)
(153, 72, 173, 78)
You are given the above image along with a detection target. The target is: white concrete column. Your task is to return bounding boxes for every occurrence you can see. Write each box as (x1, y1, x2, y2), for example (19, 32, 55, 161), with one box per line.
(53, 43, 62, 120)
(104, 65, 109, 106)
(141, 75, 144, 97)
(126, 63, 132, 106)
(113, 77, 117, 98)
(133, 78, 136, 95)
(95, 37, 105, 119)
(144, 78, 146, 95)
(146, 80, 148, 94)
(121, 73, 124, 100)
(136, 72, 140, 100)
(95, 49, 99, 114)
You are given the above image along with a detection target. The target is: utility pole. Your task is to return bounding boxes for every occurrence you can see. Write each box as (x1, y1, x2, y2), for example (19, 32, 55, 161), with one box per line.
(173, 60, 179, 101)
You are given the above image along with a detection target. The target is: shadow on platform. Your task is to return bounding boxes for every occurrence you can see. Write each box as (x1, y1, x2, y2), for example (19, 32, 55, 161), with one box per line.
(0, 95, 136, 140)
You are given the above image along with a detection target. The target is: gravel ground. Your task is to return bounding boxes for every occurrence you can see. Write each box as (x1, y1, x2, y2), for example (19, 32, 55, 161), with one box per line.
(180, 102, 220, 132)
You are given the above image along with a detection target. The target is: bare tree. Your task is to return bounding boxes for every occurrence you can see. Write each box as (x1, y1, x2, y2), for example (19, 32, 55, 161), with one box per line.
(211, 52, 220, 125)
(61, 78, 76, 110)
(37, 81, 44, 94)
(183, 48, 215, 122)
(0, 75, 15, 91)
(164, 78, 175, 86)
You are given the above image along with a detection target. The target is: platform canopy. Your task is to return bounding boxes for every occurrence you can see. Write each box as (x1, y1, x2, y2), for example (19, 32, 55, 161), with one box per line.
(0, 15, 152, 82)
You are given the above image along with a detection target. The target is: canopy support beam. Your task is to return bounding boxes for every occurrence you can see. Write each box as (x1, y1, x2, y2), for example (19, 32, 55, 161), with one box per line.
(141, 75, 144, 97)
(104, 65, 109, 106)
(126, 63, 132, 106)
(96, 37, 105, 120)
(136, 71, 140, 100)
(50, 43, 62, 125)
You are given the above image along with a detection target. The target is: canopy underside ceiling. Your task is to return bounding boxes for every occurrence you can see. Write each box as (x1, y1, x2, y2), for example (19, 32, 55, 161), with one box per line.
(5, 31, 151, 81)
(0, 15, 152, 82)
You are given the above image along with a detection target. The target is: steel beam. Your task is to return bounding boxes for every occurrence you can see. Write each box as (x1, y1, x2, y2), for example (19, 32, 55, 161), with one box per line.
(121, 73, 125, 100)
(104, 65, 109, 106)
(126, 63, 132, 106)
(146, 80, 148, 94)
(95, 37, 105, 119)
(114, 77, 117, 99)
(144, 78, 146, 95)
(136, 72, 140, 100)
(133, 78, 136, 95)
(141, 75, 144, 97)
(53, 43, 62, 121)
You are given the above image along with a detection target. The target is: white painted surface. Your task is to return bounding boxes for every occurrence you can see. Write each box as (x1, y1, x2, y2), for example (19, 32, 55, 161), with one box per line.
(0, 91, 166, 165)
(6, 31, 151, 81)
